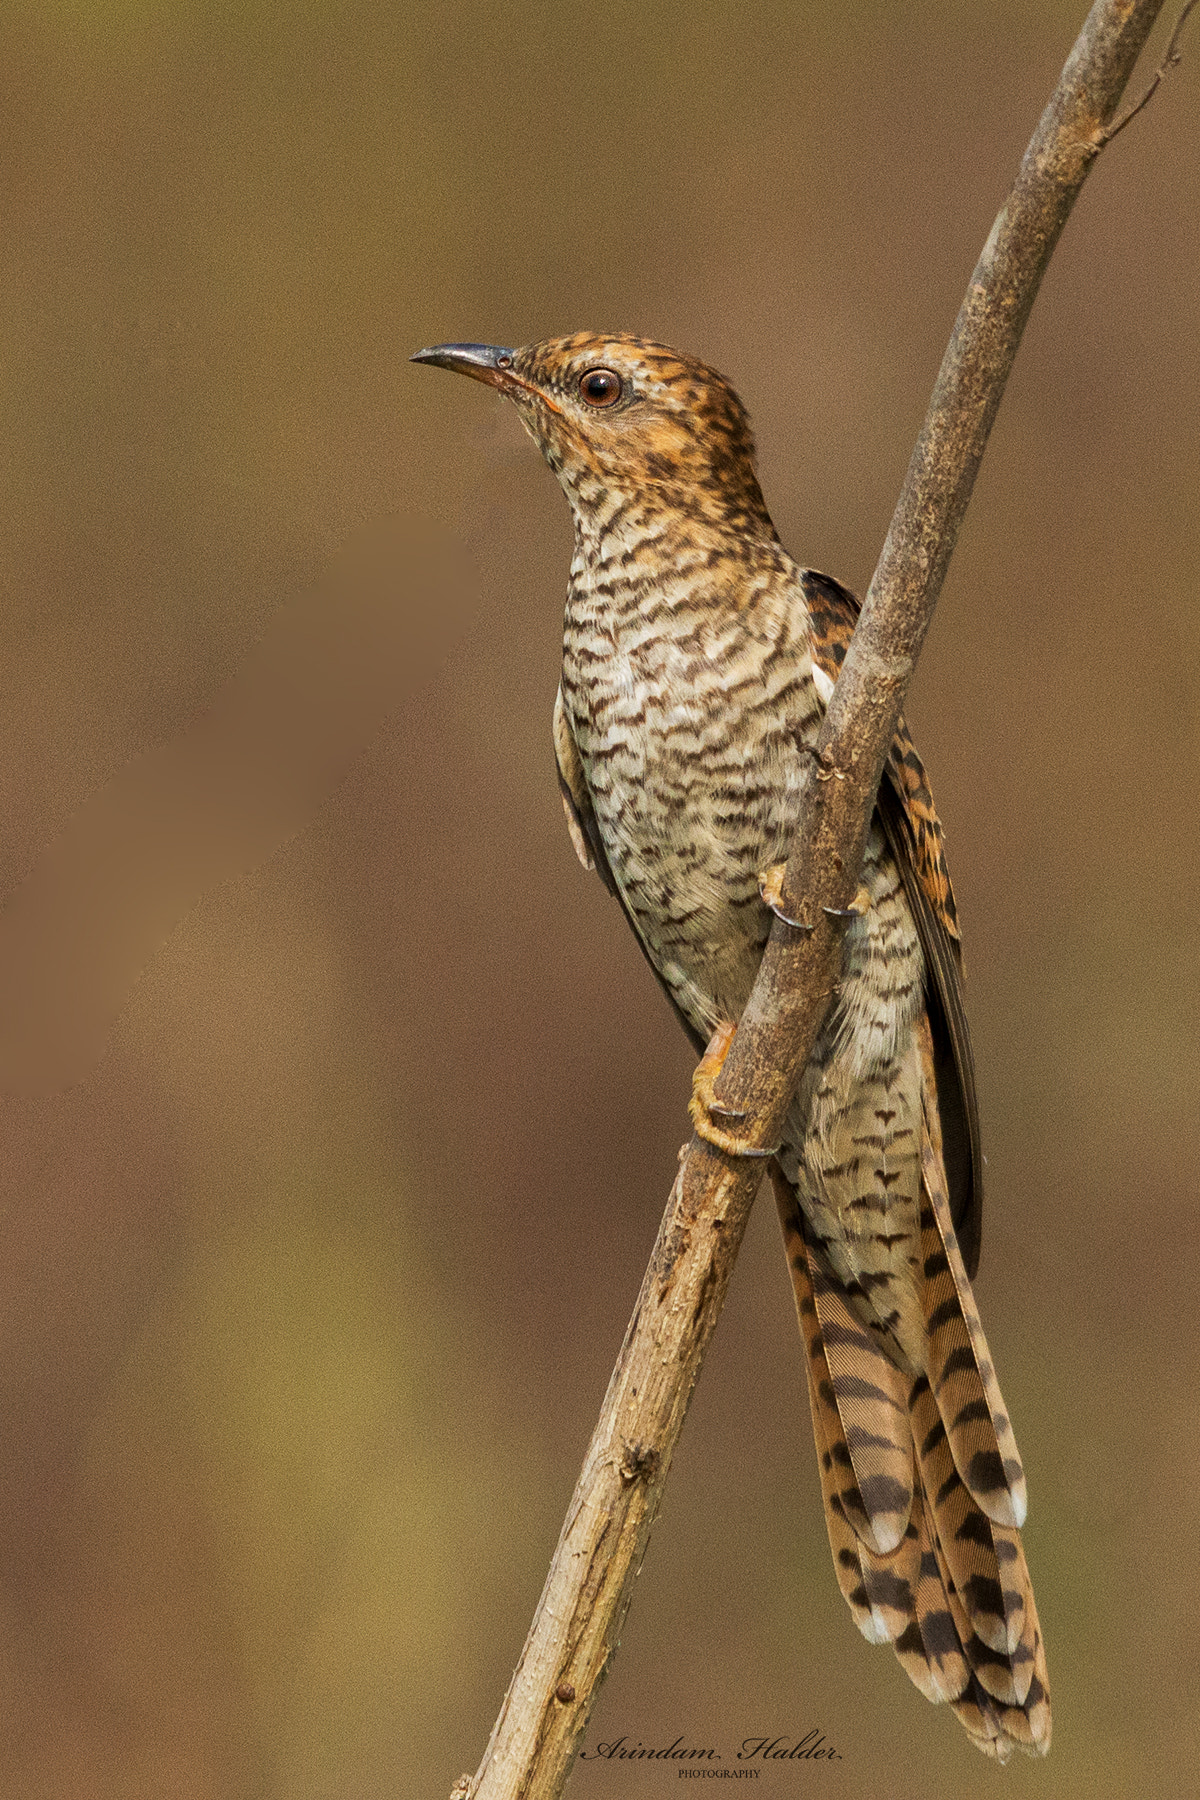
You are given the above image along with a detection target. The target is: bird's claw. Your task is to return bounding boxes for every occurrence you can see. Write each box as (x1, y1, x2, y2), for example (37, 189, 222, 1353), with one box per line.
(688, 1021, 781, 1160)
(758, 862, 816, 934)
(823, 884, 871, 921)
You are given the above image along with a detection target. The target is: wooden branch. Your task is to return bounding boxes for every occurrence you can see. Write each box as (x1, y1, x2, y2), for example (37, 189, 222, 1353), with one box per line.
(459, 4, 1170, 1796)
(1101, 0, 1196, 140)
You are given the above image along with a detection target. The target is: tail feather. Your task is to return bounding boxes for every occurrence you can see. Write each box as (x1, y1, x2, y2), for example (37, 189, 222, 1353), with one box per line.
(855, 1522, 923, 1648)
(993, 1588, 1052, 1754)
(951, 1676, 1017, 1763)
(895, 1478, 972, 1705)
(797, 1242, 922, 1646)
(925, 1491, 1027, 1711)
(771, 1156, 1051, 1761)
(796, 1227, 914, 1557)
(937, 1549, 1049, 1758)
(908, 1373, 1030, 1663)
(804, 1360, 917, 1645)
(902, 1484, 1016, 1761)
(917, 1040, 1027, 1530)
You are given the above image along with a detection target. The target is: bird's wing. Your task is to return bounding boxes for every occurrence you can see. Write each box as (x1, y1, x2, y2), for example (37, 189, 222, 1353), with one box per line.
(553, 683, 617, 892)
(802, 569, 960, 941)
(553, 685, 707, 1053)
(801, 568, 983, 1276)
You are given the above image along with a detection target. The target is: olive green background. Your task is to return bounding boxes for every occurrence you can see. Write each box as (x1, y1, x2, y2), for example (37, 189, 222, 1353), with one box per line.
(2, 3, 1198, 1796)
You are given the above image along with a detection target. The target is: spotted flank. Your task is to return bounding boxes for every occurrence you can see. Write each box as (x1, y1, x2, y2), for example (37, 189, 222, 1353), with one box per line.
(418, 328, 1049, 1760)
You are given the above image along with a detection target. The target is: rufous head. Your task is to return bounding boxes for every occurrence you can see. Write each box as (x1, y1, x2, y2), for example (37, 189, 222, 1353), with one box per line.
(412, 332, 776, 537)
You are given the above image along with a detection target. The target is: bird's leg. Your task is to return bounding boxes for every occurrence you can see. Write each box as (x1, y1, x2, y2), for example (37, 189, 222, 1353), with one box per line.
(688, 1020, 780, 1159)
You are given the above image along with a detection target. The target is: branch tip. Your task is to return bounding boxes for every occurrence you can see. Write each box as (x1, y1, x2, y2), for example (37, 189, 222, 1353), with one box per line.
(1100, 0, 1196, 143)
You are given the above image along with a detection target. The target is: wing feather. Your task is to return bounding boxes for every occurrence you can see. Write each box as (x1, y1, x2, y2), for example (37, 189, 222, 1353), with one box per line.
(802, 567, 983, 1276)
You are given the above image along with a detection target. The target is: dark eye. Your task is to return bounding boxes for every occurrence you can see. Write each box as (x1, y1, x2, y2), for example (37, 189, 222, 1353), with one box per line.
(579, 368, 622, 408)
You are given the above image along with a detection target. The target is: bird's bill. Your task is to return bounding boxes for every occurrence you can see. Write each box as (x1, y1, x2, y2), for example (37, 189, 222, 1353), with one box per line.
(410, 342, 517, 388)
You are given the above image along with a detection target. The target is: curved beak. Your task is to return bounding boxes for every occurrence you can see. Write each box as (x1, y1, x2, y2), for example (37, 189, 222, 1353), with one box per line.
(410, 342, 517, 388)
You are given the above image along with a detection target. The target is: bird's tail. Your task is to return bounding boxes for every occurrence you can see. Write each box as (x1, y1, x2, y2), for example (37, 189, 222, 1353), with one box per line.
(770, 1130, 1051, 1760)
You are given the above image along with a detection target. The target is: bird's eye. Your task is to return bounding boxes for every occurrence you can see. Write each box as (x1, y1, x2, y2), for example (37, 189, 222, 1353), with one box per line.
(579, 368, 623, 408)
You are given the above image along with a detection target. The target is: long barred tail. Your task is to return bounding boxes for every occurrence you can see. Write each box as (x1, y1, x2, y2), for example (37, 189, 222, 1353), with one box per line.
(771, 1159, 1051, 1762)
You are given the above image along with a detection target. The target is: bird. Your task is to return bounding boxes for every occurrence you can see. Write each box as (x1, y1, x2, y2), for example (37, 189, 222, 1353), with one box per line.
(412, 332, 1050, 1761)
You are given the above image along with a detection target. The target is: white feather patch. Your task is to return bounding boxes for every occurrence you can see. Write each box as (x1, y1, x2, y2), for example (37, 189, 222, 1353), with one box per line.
(812, 662, 836, 707)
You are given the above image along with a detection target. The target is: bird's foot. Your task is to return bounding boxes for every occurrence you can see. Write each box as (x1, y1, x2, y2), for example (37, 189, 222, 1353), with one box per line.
(758, 864, 870, 928)
(758, 862, 814, 932)
(823, 884, 871, 921)
(688, 1021, 780, 1159)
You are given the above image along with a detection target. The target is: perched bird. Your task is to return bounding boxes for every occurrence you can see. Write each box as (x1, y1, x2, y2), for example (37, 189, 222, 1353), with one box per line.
(412, 333, 1050, 1761)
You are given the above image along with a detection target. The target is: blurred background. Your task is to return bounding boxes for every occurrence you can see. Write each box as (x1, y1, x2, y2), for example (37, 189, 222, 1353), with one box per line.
(2, 2, 1197, 1795)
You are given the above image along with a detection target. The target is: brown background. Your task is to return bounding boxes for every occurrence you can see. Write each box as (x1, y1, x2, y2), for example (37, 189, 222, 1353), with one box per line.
(2, 3, 1198, 1796)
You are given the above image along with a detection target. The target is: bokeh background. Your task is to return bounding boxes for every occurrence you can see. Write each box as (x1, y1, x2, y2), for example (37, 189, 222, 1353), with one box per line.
(2, 3, 1198, 1796)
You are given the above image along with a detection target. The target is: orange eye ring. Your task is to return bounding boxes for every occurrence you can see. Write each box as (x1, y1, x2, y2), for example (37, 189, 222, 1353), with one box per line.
(579, 368, 623, 408)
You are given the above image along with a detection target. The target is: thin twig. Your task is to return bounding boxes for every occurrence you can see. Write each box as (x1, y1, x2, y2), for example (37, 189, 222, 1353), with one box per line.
(1100, 0, 1196, 140)
(458, 4, 1169, 1796)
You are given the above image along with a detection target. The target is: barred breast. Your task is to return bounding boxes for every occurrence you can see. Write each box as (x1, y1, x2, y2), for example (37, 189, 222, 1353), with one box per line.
(560, 511, 816, 1031)
(563, 511, 929, 1368)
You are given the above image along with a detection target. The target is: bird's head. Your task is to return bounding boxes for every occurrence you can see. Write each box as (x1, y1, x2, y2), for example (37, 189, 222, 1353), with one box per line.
(412, 332, 777, 540)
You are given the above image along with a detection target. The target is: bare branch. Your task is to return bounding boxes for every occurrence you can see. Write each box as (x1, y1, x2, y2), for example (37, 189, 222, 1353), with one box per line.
(460, 4, 1169, 1796)
(1101, 0, 1197, 141)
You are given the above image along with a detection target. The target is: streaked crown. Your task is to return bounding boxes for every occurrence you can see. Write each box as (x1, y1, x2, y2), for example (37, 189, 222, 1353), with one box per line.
(510, 334, 774, 531)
